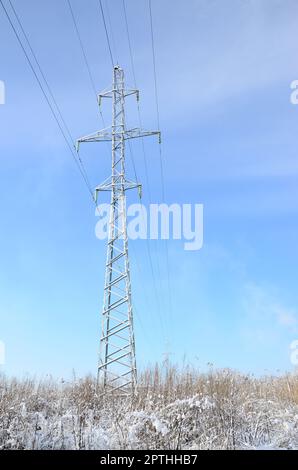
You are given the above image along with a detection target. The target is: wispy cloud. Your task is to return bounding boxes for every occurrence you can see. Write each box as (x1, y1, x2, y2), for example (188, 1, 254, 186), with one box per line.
(243, 282, 298, 336)
(145, 0, 298, 120)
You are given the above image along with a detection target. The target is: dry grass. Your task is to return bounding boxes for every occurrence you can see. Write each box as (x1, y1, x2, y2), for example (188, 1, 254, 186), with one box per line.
(0, 364, 298, 449)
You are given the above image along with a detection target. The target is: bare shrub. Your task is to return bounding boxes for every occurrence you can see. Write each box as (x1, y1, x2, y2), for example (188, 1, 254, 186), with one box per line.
(0, 365, 298, 449)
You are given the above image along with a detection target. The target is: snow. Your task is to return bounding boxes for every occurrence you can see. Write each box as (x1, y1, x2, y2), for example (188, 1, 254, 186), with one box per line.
(0, 372, 298, 449)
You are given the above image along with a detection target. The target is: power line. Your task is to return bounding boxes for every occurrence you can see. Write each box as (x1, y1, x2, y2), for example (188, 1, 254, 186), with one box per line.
(127, 139, 139, 184)
(104, 0, 119, 65)
(123, 0, 166, 296)
(122, 0, 152, 202)
(122, 0, 137, 87)
(68, 0, 155, 364)
(98, 0, 167, 348)
(68, 0, 153, 336)
(122, 0, 168, 338)
(66, 0, 111, 156)
(1, 0, 95, 202)
(8, 0, 75, 146)
(148, 0, 173, 328)
(67, 0, 98, 100)
(68, 0, 140, 191)
(98, 0, 114, 67)
(148, 0, 165, 201)
(67, 0, 141, 201)
(129, 242, 158, 346)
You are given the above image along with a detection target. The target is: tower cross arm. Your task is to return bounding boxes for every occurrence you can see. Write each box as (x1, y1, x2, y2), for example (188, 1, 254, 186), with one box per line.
(98, 88, 139, 106)
(124, 128, 161, 143)
(95, 177, 141, 194)
(76, 127, 161, 150)
(76, 127, 113, 150)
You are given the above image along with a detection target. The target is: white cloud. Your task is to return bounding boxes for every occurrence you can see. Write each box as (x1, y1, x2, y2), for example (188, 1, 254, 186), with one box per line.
(243, 282, 298, 334)
(140, 0, 298, 121)
(275, 306, 298, 328)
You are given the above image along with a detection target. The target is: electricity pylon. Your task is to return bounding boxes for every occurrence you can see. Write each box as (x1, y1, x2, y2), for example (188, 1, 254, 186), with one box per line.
(77, 65, 160, 394)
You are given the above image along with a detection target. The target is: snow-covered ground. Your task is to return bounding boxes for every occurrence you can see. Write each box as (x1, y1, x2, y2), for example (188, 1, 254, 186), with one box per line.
(0, 369, 298, 449)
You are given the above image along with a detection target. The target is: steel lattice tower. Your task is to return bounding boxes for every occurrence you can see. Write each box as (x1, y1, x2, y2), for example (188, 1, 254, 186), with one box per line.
(77, 66, 160, 394)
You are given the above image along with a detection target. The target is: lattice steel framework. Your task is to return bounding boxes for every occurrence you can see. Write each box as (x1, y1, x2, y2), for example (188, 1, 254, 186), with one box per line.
(77, 66, 160, 394)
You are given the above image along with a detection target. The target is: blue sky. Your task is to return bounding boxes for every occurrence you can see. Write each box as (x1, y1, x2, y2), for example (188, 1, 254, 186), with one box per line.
(1, 0, 298, 378)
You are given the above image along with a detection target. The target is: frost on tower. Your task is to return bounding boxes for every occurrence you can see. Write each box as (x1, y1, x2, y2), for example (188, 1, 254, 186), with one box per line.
(77, 66, 160, 394)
